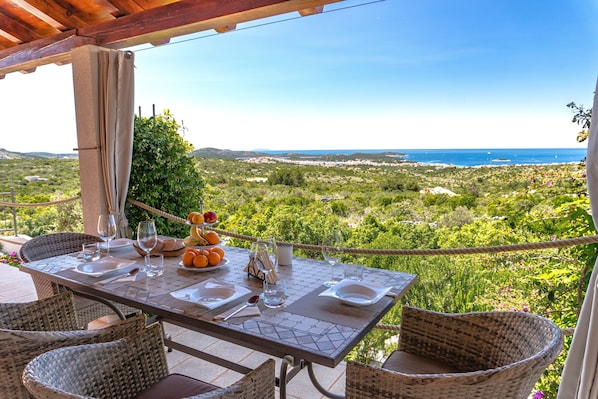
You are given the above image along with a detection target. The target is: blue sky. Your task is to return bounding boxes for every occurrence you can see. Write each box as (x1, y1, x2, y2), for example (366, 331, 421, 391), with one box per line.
(2, 0, 597, 153)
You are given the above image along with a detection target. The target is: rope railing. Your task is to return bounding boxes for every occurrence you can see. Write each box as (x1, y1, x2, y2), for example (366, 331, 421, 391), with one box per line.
(127, 198, 598, 256)
(127, 198, 588, 337)
(0, 196, 80, 208)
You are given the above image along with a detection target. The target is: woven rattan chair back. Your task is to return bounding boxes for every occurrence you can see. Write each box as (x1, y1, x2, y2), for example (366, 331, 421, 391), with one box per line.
(19, 232, 102, 263)
(0, 292, 146, 399)
(23, 322, 276, 399)
(19, 232, 139, 328)
(346, 306, 564, 399)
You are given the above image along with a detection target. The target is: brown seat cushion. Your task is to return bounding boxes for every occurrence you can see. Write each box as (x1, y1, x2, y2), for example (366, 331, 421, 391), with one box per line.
(134, 373, 219, 399)
(382, 350, 460, 374)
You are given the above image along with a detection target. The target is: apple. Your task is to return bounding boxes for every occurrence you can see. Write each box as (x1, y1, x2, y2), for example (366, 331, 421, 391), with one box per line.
(203, 211, 217, 223)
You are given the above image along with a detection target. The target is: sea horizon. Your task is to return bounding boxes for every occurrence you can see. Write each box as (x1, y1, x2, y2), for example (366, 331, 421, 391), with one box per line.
(259, 148, 588, 167)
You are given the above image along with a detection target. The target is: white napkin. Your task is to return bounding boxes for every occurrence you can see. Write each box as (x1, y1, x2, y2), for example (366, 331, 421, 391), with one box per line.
(170, 278, 251, 310)
(213, 305, 261, 321)
(243, 251, 279, 283)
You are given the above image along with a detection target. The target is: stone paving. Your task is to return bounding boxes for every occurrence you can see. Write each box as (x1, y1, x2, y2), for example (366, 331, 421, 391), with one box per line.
(0, 263, 346, 399)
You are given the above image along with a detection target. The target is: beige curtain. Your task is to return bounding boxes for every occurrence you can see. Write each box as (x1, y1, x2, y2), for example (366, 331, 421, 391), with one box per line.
(72, 46, 135, 237)
(558, 77, 598, 399)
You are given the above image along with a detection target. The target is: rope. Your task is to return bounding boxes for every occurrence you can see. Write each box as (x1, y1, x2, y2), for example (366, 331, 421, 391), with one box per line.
(0, 196, 80, 208)
(127, 198, 598, 256)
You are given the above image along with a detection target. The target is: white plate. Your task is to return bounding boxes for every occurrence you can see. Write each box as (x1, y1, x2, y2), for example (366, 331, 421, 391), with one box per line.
(74, 257, 137, 277)
(99, 238, 132, 250)
(319, 279, 393, 307)
(170, 278, 251, 310)
(178, 258, 229, 272)
(189, 286, 235, 302)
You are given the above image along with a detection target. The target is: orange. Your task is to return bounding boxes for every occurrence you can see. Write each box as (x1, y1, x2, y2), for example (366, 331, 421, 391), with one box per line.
(182, 252, 195, 267)
(187, 211, 201, 222)
(186, 247, 200, 256)
(212, 246, 225, 259)
(205, 231, 220, 245)
(207, 251, 221, 266)
(193, 254, 209, 268)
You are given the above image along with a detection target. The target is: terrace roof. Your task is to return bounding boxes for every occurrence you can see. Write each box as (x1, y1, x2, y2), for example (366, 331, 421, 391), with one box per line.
(0, 0, 340, 78)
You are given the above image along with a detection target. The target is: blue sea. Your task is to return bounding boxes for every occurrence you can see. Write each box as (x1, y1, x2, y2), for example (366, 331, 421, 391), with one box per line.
(261, 148, 587, 167)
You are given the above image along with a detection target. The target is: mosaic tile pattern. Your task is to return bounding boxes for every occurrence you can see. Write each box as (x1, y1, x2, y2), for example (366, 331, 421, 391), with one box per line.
(22, 245, 416, 367)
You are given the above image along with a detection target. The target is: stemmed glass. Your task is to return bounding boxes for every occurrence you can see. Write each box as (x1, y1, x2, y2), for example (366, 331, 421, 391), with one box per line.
(322, 230, 343, 287)
(137, 220, 158, 273)
(97, 214, 117, 258)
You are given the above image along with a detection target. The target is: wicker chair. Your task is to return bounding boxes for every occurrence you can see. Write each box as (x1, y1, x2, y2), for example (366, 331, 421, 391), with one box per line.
(19, 232, 140, 328)
(23, 321, 276, 399)
(0, 291, 146, 399)
(346, 306, 564, 399)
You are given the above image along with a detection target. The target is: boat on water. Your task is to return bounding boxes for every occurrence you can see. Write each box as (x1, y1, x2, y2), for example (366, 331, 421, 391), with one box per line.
(491, 158, 510, 163)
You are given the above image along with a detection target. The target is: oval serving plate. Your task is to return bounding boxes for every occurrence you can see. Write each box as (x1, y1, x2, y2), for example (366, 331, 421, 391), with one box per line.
(178, 258, 229, 272)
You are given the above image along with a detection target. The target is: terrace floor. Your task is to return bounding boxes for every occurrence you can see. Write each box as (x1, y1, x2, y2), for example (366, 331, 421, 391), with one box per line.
(0, 263, 346, 399)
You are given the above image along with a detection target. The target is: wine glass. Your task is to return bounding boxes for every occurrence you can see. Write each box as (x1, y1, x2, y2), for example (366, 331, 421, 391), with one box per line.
(137, 220, 158, 273)
(97, 214, 117, 258)
(322, 230, 343, 287)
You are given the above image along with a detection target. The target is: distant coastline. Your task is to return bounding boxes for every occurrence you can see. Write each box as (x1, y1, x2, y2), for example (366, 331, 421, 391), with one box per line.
(259, 148, 587, 167)
(1, 147, 588, 167)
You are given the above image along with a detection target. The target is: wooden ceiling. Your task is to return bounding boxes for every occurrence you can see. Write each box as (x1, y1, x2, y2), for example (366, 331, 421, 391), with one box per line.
(0, 0, 341, 78)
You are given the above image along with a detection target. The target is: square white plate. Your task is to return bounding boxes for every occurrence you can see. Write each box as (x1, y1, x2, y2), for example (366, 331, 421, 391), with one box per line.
(170, 278, 252, 310)
(319, 279, 393, 307)
(74, 257, 137, 277)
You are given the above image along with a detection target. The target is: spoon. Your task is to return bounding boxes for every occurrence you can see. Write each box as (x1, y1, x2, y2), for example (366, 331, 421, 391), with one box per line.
(94, 268, 140, 286)
(223, 295, 260, 321)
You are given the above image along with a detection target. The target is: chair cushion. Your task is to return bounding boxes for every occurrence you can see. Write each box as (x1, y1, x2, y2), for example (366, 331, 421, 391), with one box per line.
(382, 350, 460, 374)
(134, 373, 219, 399)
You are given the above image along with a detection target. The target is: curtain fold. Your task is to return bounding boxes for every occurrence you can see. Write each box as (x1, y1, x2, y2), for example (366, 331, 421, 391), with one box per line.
(558, 77, 598, 399)
(74, 45, 135, 238)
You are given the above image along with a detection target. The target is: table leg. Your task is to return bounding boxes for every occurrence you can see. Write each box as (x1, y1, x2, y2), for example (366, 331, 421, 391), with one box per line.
(279, 355, 304, 399)
(307, 362, 344, 399)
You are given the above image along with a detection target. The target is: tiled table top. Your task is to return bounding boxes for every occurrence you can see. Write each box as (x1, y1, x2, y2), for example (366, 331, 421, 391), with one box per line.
(20, 245, 417, 367)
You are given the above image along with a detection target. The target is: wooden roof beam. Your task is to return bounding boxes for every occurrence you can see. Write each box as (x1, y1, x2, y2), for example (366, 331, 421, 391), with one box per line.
(0, 0, 341, 76)
(0, 31, 95, 75)
(298, 6, 323, 16)
(84, 0, 342, 49)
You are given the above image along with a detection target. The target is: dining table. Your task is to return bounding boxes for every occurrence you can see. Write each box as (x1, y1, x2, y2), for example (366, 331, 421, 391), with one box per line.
(19, 242, 417, 399)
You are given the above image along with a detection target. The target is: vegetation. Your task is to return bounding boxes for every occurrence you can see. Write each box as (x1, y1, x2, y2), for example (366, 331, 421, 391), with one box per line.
(0, 114, 592, 398)
(125, 111, 204, 238)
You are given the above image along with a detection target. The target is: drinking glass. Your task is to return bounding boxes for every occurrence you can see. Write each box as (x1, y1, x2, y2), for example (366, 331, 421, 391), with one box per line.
(137, 220, 158, 273)
(322, 230, 343, 287)
(97, 214, 117, 258)
(250, 241, 270, 282)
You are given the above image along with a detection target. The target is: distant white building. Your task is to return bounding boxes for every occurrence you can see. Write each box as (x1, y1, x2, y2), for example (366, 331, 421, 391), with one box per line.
(421, 186, 458, 196)
(24, 176, 48, 182)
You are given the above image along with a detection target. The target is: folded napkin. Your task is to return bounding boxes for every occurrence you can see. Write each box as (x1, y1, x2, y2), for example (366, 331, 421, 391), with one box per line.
(213, 304, 261, 321)
(170, 278, 251, 310)
(243, 251, 279, 283)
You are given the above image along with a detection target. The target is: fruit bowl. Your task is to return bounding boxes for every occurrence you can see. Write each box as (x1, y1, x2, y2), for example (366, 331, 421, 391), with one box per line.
(185, 220, 218, 227)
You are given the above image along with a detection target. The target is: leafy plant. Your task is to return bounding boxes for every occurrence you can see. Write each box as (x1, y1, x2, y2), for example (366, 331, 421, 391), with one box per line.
(125, 110, 204, 238)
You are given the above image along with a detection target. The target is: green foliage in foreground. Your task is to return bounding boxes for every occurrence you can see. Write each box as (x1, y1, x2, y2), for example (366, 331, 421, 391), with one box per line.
(125, 111, 204, 238)
(1, 149, 592, 398)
